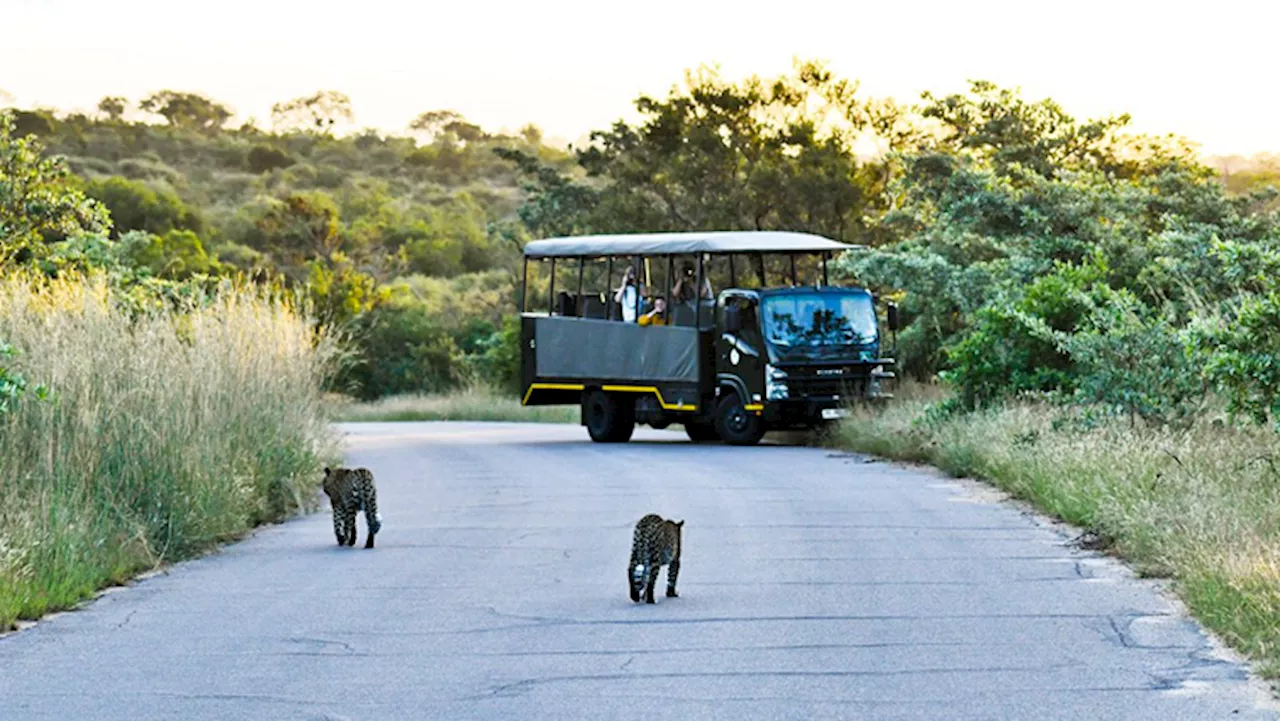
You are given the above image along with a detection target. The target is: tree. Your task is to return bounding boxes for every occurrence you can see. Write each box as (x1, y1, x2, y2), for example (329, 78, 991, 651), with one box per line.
(917, 80, 1197, 181)
(138, 91, 232, 131)
(252, 191, 344, 271)
(506, 60, 909, 243)
(305, 253, 383, 332)
(271, 90, 354, 134)
(97, 96, 127, 122)
(0, 111, 110, 262)
(81, 176, 202, 238)
(10, 109, 54, 137)
(492, 147, 601, 239)
(246, 144, 294, 173)
(408, 110, 486, 143)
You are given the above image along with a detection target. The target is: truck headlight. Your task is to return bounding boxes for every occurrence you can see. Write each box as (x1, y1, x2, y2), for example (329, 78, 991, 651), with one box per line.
(765, 365, 789, 400)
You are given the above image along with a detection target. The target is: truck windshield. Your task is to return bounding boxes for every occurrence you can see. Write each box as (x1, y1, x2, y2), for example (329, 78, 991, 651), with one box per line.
(761, 291, 877, 361)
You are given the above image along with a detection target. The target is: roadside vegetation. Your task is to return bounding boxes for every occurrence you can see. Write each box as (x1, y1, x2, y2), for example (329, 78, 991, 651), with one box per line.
(0, 115, 338, 629)
(0, 273, 337, 630)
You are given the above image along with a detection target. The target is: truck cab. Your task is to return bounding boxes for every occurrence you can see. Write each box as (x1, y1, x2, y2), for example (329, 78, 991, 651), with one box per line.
(711, 286, 895, 443)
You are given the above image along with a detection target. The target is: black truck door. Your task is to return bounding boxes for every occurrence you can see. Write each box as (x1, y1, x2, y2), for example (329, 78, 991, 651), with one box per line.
(715, 294, 765, 406)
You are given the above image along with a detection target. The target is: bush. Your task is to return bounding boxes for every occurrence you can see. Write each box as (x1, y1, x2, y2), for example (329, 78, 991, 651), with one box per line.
(247, 144, 295, 173)
(943, 264, 1103, 408)
(82, 175, 203, 237)
(335, 300, 466, 400)
(1066, 295, 1208, 427)
(1194, 292, 1280, 428)
(464, 314, 522, 396)
(117, 229, 220, 279)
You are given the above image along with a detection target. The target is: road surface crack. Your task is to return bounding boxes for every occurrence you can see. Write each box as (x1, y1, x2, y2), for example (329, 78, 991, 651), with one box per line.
(115, 609, 137, 630)
(286, 636, 355, 653)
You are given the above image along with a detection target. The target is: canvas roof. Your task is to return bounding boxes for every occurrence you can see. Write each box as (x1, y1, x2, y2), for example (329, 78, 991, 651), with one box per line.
(522, 231, 860, 258)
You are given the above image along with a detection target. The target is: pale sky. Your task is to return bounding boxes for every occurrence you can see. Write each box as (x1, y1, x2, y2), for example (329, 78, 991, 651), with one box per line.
(2, 0, 1275, 157)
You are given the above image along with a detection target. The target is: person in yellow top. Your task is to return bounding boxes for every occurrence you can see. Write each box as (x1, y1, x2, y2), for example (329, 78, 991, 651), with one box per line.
(638, 297, 668, 326)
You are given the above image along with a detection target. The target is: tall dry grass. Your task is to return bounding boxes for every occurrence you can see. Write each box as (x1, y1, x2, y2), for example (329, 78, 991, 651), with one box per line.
(0, 273, 338, 629)
(832, 383, 1280, 678)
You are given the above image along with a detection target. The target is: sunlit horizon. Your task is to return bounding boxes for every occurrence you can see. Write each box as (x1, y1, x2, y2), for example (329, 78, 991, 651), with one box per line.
(3, 0, 1276, 160)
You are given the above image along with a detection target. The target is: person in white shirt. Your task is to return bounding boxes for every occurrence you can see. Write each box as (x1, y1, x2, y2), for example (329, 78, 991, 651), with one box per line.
(614, 266, 643, 322)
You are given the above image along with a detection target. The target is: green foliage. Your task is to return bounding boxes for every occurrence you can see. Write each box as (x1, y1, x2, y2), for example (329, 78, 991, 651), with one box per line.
(336, 299, 466, 400)
(11, 109, 56, 138)
(509, 61, 908, 243)
(942, 265, 1101, 408)
(252, 191, 344, 271)
(305, 255, 384, 331)
(11, 70, 1280, 415)
(465, 314, 522, 395)
(118, 229, 220, 279)
(1194, 292, 1280, 428)
(1066, 295, 1208, 426)
(409, 109, 487, 143)
(24, 102, 555, 292)
(0, 342, 34, 414)
(920, 80, 1135, 179)
(96, 96, 127, 122)
(0, 111, 111, 260)
(81, 175, 203, 237)
(246, 144, 295, 173)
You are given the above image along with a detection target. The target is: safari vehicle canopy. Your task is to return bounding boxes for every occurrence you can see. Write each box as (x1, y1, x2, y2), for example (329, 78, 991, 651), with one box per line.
(518, 231, 897, 445)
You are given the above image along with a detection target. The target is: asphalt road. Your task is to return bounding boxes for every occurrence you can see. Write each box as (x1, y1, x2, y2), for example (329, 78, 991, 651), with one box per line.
(1, 422, 1275, 720)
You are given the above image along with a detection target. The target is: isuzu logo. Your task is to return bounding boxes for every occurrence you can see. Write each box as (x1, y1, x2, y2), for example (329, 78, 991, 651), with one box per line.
(816, 369, 843, 376)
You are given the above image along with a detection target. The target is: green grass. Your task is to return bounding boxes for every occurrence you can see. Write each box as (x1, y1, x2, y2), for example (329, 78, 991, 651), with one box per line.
(330, 387, 579, 424)
(830, 382, 1280, 681)
(0, 272, 338, 630)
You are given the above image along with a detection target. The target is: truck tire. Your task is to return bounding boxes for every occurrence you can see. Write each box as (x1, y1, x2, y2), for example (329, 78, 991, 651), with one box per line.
(715, 392, 765, 446)
(684, 422, 719, 443)
(584, 390, 635, 443)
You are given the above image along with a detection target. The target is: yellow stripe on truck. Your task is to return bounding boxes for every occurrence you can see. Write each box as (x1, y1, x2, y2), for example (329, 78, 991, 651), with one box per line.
(521, 383, 585, 405)
(601, 385, 698, 412)
(523, 382, 698, 412)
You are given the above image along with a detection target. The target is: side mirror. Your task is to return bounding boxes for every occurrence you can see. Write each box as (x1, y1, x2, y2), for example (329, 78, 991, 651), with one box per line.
(723, 305, 742, 333)
(887, 302, 900, 332)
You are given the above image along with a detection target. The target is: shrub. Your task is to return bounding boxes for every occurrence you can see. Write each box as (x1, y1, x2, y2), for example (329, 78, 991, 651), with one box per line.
(247, 144, 295, 173)
(335, 300, 466, 400)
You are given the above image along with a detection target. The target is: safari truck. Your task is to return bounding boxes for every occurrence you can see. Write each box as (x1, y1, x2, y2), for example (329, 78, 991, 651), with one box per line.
(517, 231, 898, 445)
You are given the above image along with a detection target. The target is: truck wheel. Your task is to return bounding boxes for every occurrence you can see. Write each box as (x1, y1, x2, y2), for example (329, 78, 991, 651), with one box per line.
(715, 393, 765, 446)
(584, 390, 635, 443)
(684, 422, 719, 443)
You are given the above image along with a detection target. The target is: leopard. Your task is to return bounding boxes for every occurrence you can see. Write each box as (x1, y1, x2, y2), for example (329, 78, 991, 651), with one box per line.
(628, 513, 683, 603)
(322, 466, 382, 549)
